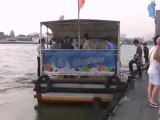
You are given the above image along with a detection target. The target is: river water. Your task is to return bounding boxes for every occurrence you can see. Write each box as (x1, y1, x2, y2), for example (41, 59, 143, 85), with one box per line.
(0, 44, 153, 120)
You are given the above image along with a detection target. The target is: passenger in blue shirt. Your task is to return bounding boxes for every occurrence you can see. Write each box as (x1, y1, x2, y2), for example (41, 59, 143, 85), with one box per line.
(103, 37, 116, 49)
(106, 41, 116, 49)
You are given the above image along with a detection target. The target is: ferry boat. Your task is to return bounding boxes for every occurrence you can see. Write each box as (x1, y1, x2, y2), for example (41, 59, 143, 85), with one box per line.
(33, 19, 133, 104)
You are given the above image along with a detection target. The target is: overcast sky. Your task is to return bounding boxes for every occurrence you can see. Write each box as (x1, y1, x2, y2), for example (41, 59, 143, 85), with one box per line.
(0, 0, 159, 37)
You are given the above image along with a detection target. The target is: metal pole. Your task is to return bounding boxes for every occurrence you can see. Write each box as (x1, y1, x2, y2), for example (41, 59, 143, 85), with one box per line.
(117, 23, 120, 75)
(40, 24, 42, 76)
(78, 0, 81, 79)
(46, 27, 49, 49)
(78, 0, 81, 49)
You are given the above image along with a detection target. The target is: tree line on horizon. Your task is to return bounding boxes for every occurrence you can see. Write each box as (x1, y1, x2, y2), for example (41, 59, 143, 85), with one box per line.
(0, 30, 41, 41)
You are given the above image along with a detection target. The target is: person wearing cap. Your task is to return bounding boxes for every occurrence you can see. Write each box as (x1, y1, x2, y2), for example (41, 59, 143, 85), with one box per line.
(143, 42, 149, 63)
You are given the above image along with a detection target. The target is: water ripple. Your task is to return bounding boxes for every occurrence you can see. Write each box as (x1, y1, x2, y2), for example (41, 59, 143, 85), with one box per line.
(0, 44, 37, 92)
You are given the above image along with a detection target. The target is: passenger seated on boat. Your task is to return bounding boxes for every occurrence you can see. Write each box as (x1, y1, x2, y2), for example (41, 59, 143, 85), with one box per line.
(61, 36, 75, 49)
(71, 38, 77, 49)
(59, 40, 64, 49)
(37, 38, 46, 77)
(82, 33, 92, 49)
(49, 37, 60, 49)
(129, 39, 142, 77)
(103, 36, 116, 49)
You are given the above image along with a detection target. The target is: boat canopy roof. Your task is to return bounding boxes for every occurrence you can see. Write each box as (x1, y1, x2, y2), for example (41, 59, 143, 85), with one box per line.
(41, 19, 120, 39)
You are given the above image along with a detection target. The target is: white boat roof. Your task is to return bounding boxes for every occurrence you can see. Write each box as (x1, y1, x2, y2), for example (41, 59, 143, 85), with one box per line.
(41, 19, 120, 38)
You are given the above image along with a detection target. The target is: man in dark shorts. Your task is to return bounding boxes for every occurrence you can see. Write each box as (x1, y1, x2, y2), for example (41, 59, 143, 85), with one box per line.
(129, 39, 143, 77)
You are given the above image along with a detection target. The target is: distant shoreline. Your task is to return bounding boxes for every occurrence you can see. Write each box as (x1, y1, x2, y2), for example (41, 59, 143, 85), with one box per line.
(0, 41, 38, 44)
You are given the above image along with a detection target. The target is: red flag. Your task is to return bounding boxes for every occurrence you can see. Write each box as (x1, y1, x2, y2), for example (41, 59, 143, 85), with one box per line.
(78, 0, 85, 10)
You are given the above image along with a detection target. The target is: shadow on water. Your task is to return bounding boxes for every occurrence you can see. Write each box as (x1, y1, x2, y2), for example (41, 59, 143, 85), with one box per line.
(34, 103, 109, 120)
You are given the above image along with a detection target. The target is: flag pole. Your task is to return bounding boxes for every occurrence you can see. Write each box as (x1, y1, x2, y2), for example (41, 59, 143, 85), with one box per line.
(78, 0, 81, 49)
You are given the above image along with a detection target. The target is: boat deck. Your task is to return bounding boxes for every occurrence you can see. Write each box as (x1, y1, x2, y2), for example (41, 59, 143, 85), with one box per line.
(108, 71, 159, 120)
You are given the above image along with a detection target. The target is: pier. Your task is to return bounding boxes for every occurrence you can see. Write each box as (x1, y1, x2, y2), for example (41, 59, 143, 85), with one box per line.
(108, 71, 159, 120)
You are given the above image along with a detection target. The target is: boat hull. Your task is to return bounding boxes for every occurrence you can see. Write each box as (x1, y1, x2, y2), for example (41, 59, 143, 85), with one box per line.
(33, 75, 128, 103)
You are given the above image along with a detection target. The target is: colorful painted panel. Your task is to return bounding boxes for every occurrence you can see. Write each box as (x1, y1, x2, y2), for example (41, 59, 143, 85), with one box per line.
(42, 50, 116, 75)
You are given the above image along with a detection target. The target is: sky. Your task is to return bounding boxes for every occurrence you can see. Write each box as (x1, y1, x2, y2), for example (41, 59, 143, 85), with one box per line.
(0, 0, 159, 38)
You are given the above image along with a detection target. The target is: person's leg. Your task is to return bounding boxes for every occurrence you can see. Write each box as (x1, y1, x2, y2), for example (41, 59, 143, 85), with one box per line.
(129, 60, 134, 73)
(149, 74, 160, 104)
(144, 56, 149, 63)
(136, 64, 142, 76)
(150, 85, 159, 104)
(148, 82, 154, 102)
(145, 57, 147, 63)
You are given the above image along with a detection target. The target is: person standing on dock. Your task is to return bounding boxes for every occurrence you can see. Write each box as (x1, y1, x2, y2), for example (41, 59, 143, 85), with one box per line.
(129, 39, 142, 77)
(37, 38, 46, 77)
(142, 42, 149, 63)
(147, 36, 160, 108)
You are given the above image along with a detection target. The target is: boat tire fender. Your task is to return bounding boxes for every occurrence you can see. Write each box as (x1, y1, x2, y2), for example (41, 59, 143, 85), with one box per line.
(37, 75, 52, 93)
(105, 76, 121, 93)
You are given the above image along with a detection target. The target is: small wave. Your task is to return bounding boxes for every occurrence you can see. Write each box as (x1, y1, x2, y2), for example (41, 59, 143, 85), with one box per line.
(0, 73, 37, 93)
(0, 85, 14, 93)
(3, 65, 10, 68)
(1, 70, 14, 75)
(12, 73, 37, 89)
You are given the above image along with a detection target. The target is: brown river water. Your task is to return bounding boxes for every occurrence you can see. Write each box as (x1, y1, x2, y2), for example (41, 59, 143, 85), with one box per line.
(0, 44, 153, 120)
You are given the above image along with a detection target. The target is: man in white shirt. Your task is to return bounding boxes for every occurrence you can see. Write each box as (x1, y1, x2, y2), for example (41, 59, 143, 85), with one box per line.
(82, 33, 91, 49)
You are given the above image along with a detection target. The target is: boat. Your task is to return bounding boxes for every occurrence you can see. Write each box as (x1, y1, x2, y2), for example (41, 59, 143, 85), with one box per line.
(33, 19, 133, 104)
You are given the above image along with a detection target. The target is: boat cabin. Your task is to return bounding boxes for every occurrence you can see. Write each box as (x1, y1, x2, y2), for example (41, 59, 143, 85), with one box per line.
(40, 19, 120, 76)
